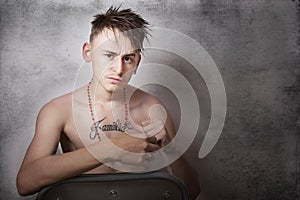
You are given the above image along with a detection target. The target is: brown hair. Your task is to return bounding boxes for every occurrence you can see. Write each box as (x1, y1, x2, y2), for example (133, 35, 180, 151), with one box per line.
(90, 6, 150, 51)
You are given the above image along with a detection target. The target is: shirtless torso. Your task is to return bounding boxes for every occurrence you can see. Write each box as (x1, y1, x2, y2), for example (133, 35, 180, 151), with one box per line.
(57, 84, 167, 174)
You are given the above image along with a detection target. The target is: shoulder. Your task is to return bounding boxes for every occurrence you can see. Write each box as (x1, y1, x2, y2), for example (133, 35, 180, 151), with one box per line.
(38, 84, 88, 120)
(38, 92, 73, 121)
(128, 86, 168, 122)
(43, 92, 72, 110)
(31, 92, 74, 137)
(128, 86, 175, 135)
(129, 86, 163, 109)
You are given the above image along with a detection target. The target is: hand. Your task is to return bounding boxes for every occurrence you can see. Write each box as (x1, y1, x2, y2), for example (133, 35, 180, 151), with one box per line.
(142, 119, 170, 146)
(110, 132, 160, 153)
(103, 133, 159, 165)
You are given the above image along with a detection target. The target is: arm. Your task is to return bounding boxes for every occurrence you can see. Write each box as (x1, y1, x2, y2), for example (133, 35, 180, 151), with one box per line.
(142, 102, 200, 200)
(164, 111, 200, 200)
(17, 99, 159, 196)
(16, 100, 104, 195)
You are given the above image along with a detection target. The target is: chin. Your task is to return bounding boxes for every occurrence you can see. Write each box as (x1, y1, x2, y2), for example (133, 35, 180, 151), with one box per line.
(106, 85, 120, 93)
(104, 82, 127, 93)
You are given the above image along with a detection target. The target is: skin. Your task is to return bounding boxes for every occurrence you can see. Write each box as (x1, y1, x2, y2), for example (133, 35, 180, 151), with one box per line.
(16, 28, 200, 199)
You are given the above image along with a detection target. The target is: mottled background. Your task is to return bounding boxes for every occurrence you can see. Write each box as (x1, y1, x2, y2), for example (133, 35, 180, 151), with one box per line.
(1, 0, 299, 200)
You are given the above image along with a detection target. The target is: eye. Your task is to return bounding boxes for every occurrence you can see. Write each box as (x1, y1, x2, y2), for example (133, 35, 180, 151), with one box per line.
(123, 56, 132, 63)
(105, 54, 113, 59)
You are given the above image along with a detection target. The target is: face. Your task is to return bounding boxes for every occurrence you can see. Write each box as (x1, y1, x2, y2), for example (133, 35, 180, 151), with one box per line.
(88, 28, 141, 93)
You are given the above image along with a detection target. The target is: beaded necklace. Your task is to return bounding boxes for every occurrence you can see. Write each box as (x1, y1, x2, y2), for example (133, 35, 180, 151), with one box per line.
(87, 80, 129, 141)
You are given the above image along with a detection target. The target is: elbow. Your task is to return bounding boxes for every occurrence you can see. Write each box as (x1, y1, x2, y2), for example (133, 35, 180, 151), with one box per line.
(16, 175, 27, 196)
(16, 172, 37, 196)
(16, 173, 29, 196)
(17, 187, 29, 197)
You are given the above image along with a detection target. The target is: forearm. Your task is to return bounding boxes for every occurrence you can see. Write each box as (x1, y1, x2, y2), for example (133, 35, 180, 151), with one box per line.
(17, 145, 104, 196)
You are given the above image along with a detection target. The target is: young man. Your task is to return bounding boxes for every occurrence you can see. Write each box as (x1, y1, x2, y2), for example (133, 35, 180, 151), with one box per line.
(17, 6, 200, 199)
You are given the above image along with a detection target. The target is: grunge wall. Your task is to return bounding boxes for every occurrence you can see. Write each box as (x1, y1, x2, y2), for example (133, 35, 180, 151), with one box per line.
(0, 0, 299, 199)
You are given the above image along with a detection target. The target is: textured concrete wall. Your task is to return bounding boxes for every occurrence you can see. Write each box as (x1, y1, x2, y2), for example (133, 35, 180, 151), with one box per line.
(1, 0, 299, 199)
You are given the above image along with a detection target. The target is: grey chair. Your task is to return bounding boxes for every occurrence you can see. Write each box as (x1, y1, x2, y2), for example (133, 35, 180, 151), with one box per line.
(36, 171, 189, 200)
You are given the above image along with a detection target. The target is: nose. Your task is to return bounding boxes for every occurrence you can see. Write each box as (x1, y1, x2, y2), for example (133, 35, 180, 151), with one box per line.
(112, 56, 123, 76)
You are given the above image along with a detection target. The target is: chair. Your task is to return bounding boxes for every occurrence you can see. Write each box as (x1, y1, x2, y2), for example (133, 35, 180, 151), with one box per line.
(36, 171, 189, 200)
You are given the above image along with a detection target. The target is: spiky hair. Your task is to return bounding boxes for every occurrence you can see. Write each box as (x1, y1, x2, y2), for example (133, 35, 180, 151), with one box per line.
(90, 6, 150, 51)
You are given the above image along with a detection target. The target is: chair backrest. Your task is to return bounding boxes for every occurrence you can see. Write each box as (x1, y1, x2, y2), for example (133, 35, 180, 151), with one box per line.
(36, 171, 189, 200)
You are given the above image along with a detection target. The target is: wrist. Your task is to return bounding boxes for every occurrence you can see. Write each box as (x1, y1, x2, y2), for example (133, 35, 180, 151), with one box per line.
(87, 139, 112, 164)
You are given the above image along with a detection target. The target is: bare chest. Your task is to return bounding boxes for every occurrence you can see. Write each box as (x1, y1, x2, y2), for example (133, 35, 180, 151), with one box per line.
(61, 101, 147, 151)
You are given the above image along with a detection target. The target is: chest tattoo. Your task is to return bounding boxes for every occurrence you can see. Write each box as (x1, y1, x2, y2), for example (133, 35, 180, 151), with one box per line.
(89, 116, 133, 140)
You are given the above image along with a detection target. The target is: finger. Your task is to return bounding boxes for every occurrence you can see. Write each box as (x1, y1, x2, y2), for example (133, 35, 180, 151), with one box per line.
(158, 138, 169, 146)
(155, 129, 167, 142)
(145, 142, 160, 152)
(142, 119, 163, 132)
(142, 122, 155, 133)
(143, 120, 164, 137)
(146, 136, 157, 144)
(129, 123, 146, 135)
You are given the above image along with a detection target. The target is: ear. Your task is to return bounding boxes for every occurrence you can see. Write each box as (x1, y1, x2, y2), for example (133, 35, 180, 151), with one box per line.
(135, 53, 141, 68)
(82, 42, 92, 62)
(133, 54, 141, 74)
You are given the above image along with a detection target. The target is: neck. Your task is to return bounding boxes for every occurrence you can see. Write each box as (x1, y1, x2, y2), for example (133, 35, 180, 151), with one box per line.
(88, 80, 123, 105)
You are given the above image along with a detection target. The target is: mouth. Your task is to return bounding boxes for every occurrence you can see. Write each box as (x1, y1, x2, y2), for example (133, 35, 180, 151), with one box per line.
(108, 77, 122, 84)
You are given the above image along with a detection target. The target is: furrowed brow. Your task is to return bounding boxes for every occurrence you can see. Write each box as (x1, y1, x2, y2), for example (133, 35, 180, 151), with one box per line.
(103, 50, 119, 55)
(124, 53, 136, 57)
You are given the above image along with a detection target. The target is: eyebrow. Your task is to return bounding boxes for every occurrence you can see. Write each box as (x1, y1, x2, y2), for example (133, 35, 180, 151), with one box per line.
(103, 50, 118, 55)
(103, 50, 137, 57)
(124, 53, 136, 57)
